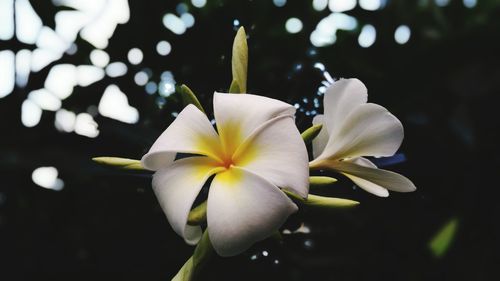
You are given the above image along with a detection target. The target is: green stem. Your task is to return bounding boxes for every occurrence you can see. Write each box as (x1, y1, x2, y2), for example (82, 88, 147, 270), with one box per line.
(172, 231, 213, 281)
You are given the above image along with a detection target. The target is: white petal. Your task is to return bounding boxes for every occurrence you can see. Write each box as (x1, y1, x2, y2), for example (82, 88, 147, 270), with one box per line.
(319, 103, 403, 161)
(344, 174, 389, 197)
(311, 114, 329, 159)
(207, 167, 298, 257)
(333, 160, 416, 195)
(323, 78, 367, 137)
(349, 156, 377, 168)
(141, 105, 223, 170)
(343, 157, 388, 197)
(152, 157, 223, 245)
(233, 116, 309, 198)
(213, 92, 295, 156)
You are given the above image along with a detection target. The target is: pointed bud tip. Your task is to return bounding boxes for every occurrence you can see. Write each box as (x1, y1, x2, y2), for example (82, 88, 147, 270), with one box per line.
(301, 124, 323, 144)
(231, 26, 248, 93)
(309, 176, 338, 187)
(92, 156, 108, 163)
(306, 194, 360, 209)
(179, 84, 205, 113)
(91, 156, 145, 170)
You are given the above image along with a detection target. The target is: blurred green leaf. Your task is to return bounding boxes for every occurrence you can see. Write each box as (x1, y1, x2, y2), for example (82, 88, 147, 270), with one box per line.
(179, 84, 205, 113)
(231, 27, 248, 93)
(429, 217, 459, 258)
(92, 157, 145, 170)
(172, 231, 213, 281)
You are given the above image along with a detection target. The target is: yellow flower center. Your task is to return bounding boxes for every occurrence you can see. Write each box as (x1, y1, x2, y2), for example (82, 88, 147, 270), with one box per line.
(195, 120, 259, 177)
(219, 153, 235, 170)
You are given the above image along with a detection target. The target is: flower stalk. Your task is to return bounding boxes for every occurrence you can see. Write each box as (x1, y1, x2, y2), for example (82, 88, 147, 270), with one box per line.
(172, 230, 213, 281)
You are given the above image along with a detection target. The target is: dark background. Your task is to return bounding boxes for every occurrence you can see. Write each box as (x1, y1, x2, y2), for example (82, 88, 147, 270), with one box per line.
(1, 0, 499, 280)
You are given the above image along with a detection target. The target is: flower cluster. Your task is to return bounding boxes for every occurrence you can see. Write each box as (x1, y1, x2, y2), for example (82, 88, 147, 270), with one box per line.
(93, 27, 416, 280)
(141, 78, 416, 258)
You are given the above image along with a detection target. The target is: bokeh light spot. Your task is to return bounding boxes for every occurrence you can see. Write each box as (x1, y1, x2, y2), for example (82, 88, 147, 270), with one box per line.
(127, 48, 143, 65)
(156, 40, 172, 56)
(191, 0, 206, 8)
(90, 49, 110, 68)
(358, 24, 376, 48)
(394, 25, 411, 44)
(286, 18, 303, 34)
(273, 0, 287, 7)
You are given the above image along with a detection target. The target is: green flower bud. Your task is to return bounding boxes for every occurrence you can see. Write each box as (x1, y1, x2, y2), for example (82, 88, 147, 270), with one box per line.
(228, 79, 241, 94)
(231, 27, 248, 93)
(309, 176, 337, 187)
(179, 84, 205, 113)
(301, 124, 323, 144)
(187, 201, 207, 225)
(92, 157, 144, 170)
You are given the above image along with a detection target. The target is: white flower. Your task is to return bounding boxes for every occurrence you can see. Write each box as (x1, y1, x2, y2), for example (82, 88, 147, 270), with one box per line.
(309, 78, 416, 197)
(141, 92, 309, 256)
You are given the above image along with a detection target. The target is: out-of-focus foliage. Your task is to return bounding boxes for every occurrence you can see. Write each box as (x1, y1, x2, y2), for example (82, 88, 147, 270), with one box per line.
(429, 217, 459, 258)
